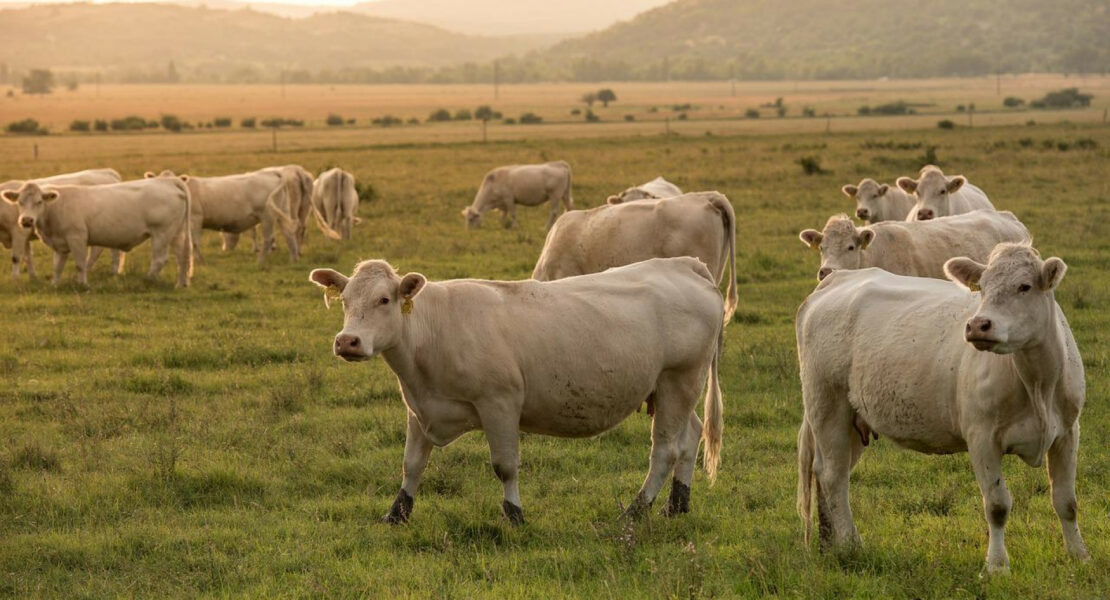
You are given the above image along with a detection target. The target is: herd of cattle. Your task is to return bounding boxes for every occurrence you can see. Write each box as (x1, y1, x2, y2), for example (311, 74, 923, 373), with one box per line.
(1, 158, 1088, 574)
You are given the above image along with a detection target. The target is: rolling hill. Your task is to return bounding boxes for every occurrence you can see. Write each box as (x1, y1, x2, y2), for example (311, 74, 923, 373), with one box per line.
(351, 0, 671, 35)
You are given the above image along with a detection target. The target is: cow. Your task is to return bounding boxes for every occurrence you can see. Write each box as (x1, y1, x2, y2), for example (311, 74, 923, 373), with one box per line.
(1, 179, 192, 287)
(798, 210, 1029, 281)
(223, 164, 316, 253)
(796, 243, 1089, 573)
(145, 170, 297, 264)
(897, 165, 994, 221)
(533, 191, 738, 325)
(310, 168, 359, 240)
(461, 161, 572, 230)
(606, 176, 683, 204)
(840, 178, 914, 223)
(1, 168, 122, 279)
(309, 257, 725, 525)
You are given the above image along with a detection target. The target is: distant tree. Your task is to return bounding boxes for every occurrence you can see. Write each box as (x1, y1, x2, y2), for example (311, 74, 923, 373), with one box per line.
(520, 112, 543, 124)
(475, 105, 494, 121)
(7, 118, 46, 135)
(597, 88, 617, 107)
(241, 117, 256, 128)
(326, 114, 345, 126)
(802, 106, 816, 117)
(937, 119, 956, 129)
(427, 108, 452, 122)
(167, 61, 180, 83)
(581, 92, 597, 107)
(160, 114, 183, 132)
(745, 108, 760, 119)
(1003, 97, 1025, 108)
(69, 120, 91, 132)
(213, 117, 231, 128)
(454, 109, 472, 121)
(777, 105, 787, 118)
(22, 69, 54, 95)
(94, 119, 108, 132)
(584, 110, 600, 123)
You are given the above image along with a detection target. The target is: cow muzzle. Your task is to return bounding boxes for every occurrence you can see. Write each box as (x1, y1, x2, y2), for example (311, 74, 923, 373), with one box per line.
(916, 208, 935, 221)
(965, 316, 999, 351)
(19, 217, 34, 229)
(334, 333, 371, 362)
(817, 266, 834, 281)
(856, 208, 870, 220)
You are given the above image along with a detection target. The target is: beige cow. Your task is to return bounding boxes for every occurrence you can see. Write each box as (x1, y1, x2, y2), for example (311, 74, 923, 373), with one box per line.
(840, 178, 915, 223)
(462, 161, 572, 230)
(897, 165, 994, 221)
(145, 170, 297, 264)
(606, 176, 683, 204)
(223, 164, 316, 253)
(533, 191, 738, 325)
(799, 210, 1029, 281)
(796, 244, 1088, 572)
(1, 168, 122, 279)
(309, 257, 724, 525)
(2, 179, 192, 287)
(311, 168, 358, 240)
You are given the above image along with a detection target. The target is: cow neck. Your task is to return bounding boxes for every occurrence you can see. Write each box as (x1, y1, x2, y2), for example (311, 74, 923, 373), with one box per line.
(380, 283, 440, 389)
(1008, 298, 1066, 460)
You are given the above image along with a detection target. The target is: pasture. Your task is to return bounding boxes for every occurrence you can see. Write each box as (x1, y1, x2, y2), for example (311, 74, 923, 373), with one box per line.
(0, 113, 1108, 598)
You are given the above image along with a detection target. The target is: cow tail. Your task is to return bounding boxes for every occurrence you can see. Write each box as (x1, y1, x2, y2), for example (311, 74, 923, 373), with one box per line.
(266, 183, 296, 234)
(798, 417, 815, 548)
(309, 177, 343, 241)
(708, 193, 739, 325)
(179, 181, 194, 279)
(702, 324, 724, 483)
(561, 162, 573, 211)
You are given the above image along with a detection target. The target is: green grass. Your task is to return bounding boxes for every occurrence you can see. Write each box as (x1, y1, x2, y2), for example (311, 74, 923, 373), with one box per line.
(0, 122, 1108, 598)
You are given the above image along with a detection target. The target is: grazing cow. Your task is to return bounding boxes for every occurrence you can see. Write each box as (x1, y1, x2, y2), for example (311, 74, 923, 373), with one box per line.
(311, 168, 359, 240)
(606, 176, 683, 204)
(840, 178, 914, 223)
(798, 210, 1029, 281)
(897, 165, 994, 221)
(145, 170, 297, 264)
(2, 179, 192, 287)
(309, 257, 724, 525)
(796, 244, 1089, 572)
(462, 161, 572, 230)
(533, 191, 738, 324)
(224, 164, 317, 252)
(1, 168, 122, 279)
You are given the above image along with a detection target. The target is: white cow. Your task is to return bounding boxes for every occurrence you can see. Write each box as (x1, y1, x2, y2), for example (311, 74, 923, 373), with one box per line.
(1, 168, 122, 279)
(796, 244, 1088, 572)
(145, 170, 296, 264)
(799, 211, 1030, 281)
(223, 164, 316, 253)
(840, 178, 915, 223)
(311, 168, 358, 240)
(533, 191, 738, 324)
(897, 165, 994, 221)
(462, 161, 572, 230)
(2, 179, 192, 287)
(606, 176, 683, 204)
(309, 257, 724, 525)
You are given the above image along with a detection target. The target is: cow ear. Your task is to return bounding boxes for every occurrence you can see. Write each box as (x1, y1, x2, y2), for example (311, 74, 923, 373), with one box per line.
(399, 273, 426, 299)
(896, 177, 917, 193)
(309, 268, 349, 309)
(841, 185, 858, 198)
(1, 190, 17, 203)
(877, 184, 889, 196)
(606, 194, 623, 205)
(946, 176, 966, 194)
(799, 229, 823, 249)
(144, 171, 157, 179)
(858, 229, 875, 250)
(944, 257, 986, 291)
(1040, 257, 1067, 291)
(42, 190, 59, 202)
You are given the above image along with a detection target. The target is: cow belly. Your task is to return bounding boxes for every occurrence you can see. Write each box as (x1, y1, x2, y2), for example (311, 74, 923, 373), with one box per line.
(518, 372, 657, 438)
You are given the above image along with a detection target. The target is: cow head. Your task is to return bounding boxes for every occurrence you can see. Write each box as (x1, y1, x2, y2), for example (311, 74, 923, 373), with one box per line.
(945, 243, 1065, 354)
(145, 170, 190, 182)
(2, 182, 58, 230)
(607, 187, 656, 205)
(309, 260, 426, 362)
(461, 206, 482, 229)
(799, 215, 874, 281)
(898, 166, 965, 221)
(842, 178, 890, 223)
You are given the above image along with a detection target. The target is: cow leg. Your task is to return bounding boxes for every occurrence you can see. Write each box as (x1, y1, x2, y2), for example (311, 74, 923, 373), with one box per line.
(51, 250, 68, 285)
(173, 225, 191, 288)
(67, 237, 90, 287)
(278, 219, 299, 262)
(544, 200, 560, 231)
(9, 250, 17, 279)
(1047, 422, 1088, 561)
(111, 250, 125, 275)
(222, 232, 239, 252)
(624, 375, 698, 520)
(663, 412, 702, 516)
(478, 409, 524, 525)
(257, 218, 275, 265)
(809, 398, 860, 550)
(968, 436, 1011, 573)
(87, 246, 104, 270)
(23, 239, 34, 279)
(383, 411, 434, 525)
(190, 215, 204, 263)
(147, 231, 171, 280)
(502, 204, 517, 229)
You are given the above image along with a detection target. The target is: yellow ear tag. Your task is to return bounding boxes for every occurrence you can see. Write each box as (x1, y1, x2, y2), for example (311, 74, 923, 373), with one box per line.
(324, 285, 342, 307)
(968, 281, 981, 292)
(401, 297, 413, 315)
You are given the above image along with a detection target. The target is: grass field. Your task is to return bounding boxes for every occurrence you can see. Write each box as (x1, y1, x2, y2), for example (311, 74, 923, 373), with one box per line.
(0, 107, 1108, 597)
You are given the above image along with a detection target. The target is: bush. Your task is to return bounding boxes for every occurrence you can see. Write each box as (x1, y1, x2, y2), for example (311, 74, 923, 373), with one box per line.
(7, 118, 46, 135)
(260, 118, 303, 128)
(69, 120, 91, 132)
(857, 106, 872, 115)
(372, 115, 404, 127)
(214, 117, 231, 128)
(1003, 97, 1024, 108)
(597, 88, 617, 107)
(745, 108, 760, 119)
(94, 119, 109, 132)
(241, 117, 256, 128)
(937, 119, 956, 129)
(407, 118, 420, 125)
(570, 108, 582, 116)
(326, 114, 345, 126)
(454, 109, 472, 121)
(427, 109, 452, 122)
(672, 103, 692, 111)
(584, 110, 600, 123)
(520, 112, 543, 124)
(111, 116, 147, 131)
(796, 156, 827, 175)
(624, 114, 635, 122)
(677, 112, 688, 121)
(503, 118, 516, 125)
(160, 114, 183, 132)
(777, 106, 787, 118)
(802, 106, 816, 118)
(1031, 88, 1093, 109)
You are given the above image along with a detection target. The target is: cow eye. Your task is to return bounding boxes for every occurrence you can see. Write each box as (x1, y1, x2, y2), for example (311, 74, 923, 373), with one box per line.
(847, 245, 855, 251)
(378, 297, 390, 305)
(1018, 283, 1032, 293)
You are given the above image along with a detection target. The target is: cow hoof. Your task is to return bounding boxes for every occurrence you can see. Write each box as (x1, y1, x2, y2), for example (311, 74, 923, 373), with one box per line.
(662, 479, 691, 517)
(381, 490, 413, 525)
(501, 501, 525, 526)
(620, 495, 652, 521)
